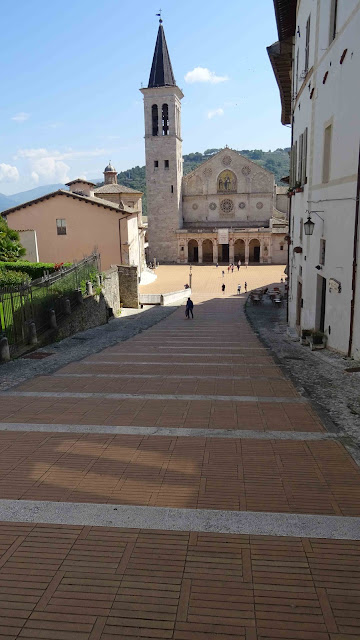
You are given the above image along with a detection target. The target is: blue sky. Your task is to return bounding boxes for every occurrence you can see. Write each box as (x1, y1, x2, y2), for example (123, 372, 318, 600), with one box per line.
(0, 0, 290, 194)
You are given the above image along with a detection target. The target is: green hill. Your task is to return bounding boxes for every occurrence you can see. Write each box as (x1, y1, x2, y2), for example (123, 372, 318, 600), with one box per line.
(117, 148, 290, 216)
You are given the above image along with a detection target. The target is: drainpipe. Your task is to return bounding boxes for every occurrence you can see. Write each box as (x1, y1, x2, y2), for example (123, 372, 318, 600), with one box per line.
(348, 142, 360, 357)
(286, 122, 294, 323)
(118, 218, 123, 265)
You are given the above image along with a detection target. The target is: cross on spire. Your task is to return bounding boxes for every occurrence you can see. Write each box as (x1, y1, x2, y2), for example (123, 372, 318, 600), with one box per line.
(148, 19, 176, 88)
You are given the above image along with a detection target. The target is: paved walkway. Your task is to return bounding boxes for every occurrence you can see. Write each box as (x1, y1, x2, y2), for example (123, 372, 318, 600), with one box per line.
(0, 265, 360, 638)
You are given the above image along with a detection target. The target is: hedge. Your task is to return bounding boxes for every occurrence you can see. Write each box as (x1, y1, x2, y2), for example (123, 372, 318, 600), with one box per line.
(0, 269, 31, 287)
(0, 261, 72, 280)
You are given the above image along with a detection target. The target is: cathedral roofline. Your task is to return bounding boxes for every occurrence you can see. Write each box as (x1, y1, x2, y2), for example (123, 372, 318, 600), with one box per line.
(148, 23, 176, 89)
(182, 148, 275, 181)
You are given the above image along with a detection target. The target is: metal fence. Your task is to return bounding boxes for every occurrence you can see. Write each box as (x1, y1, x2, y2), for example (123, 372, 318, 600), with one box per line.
(0, 253, 100, 353)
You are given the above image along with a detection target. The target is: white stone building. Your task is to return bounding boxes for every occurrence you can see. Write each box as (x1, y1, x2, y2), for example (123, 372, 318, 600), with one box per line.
(268, 0, 360, 357)
(141, 21, 288, 265)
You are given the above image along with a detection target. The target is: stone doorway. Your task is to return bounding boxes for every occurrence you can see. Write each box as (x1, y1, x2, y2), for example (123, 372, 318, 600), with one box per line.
(234, 239, 245, 263)
(249, 239, 260, 263)
(188, 240, 198, 263)
(218, 243, 229, 263)
(202, 239, 213, 263)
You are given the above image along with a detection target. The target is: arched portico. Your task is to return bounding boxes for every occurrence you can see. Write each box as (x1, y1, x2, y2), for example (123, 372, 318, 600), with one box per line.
(249, 238, 260, 263)
(234, 239, 245, 263)
(202, 239, 213, 263)
(188, 239, 199, 263)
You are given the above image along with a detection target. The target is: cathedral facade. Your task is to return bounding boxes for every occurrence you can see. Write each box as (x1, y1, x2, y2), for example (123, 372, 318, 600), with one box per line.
(141, 23, 288, 265)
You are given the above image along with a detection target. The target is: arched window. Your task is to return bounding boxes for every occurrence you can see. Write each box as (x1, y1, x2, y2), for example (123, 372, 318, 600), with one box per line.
(162, 103, 169, 136)
(152, 105, 158, 136)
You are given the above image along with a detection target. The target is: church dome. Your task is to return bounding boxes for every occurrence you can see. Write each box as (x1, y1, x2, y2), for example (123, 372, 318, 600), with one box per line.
(104, 162, 116, 173)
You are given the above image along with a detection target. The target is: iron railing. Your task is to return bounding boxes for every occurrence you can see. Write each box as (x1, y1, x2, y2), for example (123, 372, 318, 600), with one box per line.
(0, 253, 100, 353)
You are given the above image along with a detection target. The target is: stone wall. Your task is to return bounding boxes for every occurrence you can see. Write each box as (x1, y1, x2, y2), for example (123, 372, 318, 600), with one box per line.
(56, 294, 107, 341)
(103, 267, 121, 317)
(117, 265, 139, 309)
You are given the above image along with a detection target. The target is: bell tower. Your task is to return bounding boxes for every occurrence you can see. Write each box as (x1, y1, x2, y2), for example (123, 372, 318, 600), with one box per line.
(140, 20, 183, 263)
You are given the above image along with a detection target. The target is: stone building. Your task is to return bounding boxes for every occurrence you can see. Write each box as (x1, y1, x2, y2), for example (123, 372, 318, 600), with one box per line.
(140, 21, 288, 265)
(2, 163, 146, 273)
(268, 0, 360, 357)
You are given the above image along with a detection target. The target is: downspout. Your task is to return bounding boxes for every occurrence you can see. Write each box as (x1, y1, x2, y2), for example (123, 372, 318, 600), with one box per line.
(287, 126, 293, 324)
(118, 218, 123, 265)
(348, 142, 360, 357)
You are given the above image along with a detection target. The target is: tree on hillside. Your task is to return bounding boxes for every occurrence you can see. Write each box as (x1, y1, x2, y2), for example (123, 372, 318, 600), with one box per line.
(0, 219, 26, 261)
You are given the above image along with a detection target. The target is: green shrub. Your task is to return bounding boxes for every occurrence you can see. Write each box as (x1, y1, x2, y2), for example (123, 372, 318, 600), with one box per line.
(0, 269, 31, 287)
(0, 261, 72, 280)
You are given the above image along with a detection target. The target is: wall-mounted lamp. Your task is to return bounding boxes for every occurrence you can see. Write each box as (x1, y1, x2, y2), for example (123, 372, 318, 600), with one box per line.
(304, 215, 315, 236)
(304, 210, 325, 236)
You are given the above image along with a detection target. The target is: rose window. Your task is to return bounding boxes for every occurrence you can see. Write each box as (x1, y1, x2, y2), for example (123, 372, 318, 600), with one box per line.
(239, 202, 246, 209)
(209, 202, 217, 210)
(222, 155, 232, 166)
(242, 166, 251, 176)
(256, 202, 263, 209)
(220, 199, 234, 213)
(192, 203, 198, 210)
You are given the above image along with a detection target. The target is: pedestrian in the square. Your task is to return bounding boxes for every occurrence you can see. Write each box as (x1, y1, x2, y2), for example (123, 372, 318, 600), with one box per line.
(216, 262, 219, 268)
(222, 270, 225, 278)
(222, 283, 225, 294)
(244, 281, 248, 293)
(231, 264, 234, 273)
(237, 284, 241, 295)
(237, 260, 241, 271)
(185, 297, 194, 319)
(227, 265, 230, 273)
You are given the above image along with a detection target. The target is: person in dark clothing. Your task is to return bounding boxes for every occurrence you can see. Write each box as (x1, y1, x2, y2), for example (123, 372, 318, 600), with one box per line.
(222, 283, 225, 294)
(185, 297, 194, 319)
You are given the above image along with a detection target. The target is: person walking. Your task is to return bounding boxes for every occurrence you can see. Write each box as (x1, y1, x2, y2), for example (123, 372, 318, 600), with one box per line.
(244, 281, 248, 293)
(185, 297, 194, 319)
(231, 264, 234, 273)
(216, 262, 219, 268)
(222, 270, 225, 278)
(222, 283, 225, 294)
(227, 265, 230, 274)
(237, 284, 241, 295)
(237, 260, 241, 270)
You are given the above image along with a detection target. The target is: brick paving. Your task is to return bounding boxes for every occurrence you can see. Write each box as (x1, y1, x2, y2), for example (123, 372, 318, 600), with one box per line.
(0, 265, 359, 638)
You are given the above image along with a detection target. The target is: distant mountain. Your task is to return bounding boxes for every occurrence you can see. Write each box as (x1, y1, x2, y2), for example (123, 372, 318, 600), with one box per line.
(9, 184, 67, 206)
(0, 193, 16, 212)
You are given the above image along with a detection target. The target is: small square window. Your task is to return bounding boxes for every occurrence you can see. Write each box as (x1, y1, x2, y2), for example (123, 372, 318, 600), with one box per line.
(164, 160, 169, 169)
(280, 245, 284, 251)
(171, 185, 174, 193)
(56, 219, 66, 235)
(154, 160, 159, 169)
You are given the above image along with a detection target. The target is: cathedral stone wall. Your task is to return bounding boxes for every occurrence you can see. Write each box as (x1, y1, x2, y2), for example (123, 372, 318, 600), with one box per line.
(182, 150, 275, 228)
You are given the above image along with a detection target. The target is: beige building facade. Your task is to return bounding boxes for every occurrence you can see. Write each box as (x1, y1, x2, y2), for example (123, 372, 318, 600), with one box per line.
(141, 22, 288, 265)
(3, 165, 146, 273)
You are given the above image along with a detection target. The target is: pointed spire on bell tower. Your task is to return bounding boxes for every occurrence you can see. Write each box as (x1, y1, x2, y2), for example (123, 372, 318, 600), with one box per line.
(148, 15, 176, 88)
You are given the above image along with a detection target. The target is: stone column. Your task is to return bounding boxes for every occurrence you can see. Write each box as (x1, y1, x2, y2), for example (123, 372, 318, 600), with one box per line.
(198, 239, 203, 264)
(267, 237, 273, 264)
(213, 241, 218, 264)
(260, 240, 264, 264)
(229, 238, 234, 263)
(245, 240, 249, 266)
(184, 241, 189, 263)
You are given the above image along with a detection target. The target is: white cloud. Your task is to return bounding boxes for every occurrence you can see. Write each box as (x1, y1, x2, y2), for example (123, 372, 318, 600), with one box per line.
(207, 108, 224, 119)
(185, 67, 228, 84)
(0, 163, 19, 182)
(11, 112, 30, 123)
(30, 157, 70, 184)
(17, 147, 106, 161)
(16, 148, 109, 185)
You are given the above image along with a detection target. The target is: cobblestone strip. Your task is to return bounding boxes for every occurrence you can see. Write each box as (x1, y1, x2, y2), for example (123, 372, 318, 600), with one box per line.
(0, 422, 339, 439)
(0, 390, 308, 403)
(0, 501, 359, 539)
